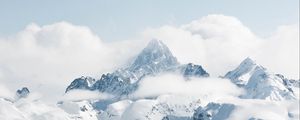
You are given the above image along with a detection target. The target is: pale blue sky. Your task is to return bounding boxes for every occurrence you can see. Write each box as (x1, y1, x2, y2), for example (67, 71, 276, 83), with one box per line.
(0, 0, 298, 41)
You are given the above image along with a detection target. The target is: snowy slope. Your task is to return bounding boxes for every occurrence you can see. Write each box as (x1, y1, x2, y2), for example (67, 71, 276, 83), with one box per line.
(225, 58, 299, 101)
(120, 94, 201, 120)
(193, 99, 299, 120)
(0, 98, 28, 120)
(224, 57, 260, 87)
(58, 100, 98, 120)
(0, 88, 72, 120)
(193, 102, 235, 120)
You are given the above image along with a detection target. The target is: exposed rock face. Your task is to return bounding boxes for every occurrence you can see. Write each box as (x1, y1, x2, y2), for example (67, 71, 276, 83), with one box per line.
(181, 63, 209, 78)
(16, 87, 30, 99)
(65, 76, 96, 92)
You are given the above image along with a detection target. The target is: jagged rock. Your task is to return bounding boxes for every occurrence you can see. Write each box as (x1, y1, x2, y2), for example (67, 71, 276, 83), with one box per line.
(65, 76, 95, 92)
(16, 87, 30, 99)
(181, 63, 209, 78)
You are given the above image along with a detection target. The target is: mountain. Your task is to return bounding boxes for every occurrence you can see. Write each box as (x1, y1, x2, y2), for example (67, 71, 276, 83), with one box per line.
(0, 98, 27, 120)
(128, 39, 179, 77)
(58, 100, 98, 120)
(65, 77, 96, 92)
(65, 39, 209, 96)
(59, 41, 298, 120)
(0, 88, 72, 120)
(102, 94, 201, 120)
(193, 103, 235, 120)
(180, 63, 209, 78)
(192, 98, 299, 120)
(224, 58, 299, 101)
(1, 43, 298, 120)
(224, 57, 259, 87)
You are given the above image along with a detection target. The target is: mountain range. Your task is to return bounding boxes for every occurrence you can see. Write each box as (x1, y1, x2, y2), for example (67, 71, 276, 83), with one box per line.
(0, 39, 298, 120)
(65, 39, 209, 96)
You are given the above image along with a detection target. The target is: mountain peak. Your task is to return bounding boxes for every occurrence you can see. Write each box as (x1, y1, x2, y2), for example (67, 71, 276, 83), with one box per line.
(145, 39, 166, 50)
(240, 57, 256, 67)
(224, 57, 263, 86)
(128, 39, 179, 73)
(225, 58, 297, 100)
(141, 39, 172, 56)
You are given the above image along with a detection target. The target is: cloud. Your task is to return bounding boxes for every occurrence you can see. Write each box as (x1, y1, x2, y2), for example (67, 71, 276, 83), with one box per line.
(0, 22, 143, 102)
(61, 89, 113, 101)
(0, 83, 14, 99)
(142, 14, 261, 76)
(142, 26, 207, 66)
(142, 14, 299, 78)
(131, 74, 244, 102)
(257, 24, 299, 78)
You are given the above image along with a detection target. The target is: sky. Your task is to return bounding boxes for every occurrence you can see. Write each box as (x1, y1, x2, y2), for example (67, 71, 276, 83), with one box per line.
(0, 0, 299, 102)
(0, 0, 299, 41)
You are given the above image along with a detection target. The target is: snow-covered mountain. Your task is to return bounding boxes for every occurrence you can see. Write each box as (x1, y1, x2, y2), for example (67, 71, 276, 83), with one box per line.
(192, 99, 299, 120)
(61, 40, 298, 120)
(224, 58, 299, 101)
(224, 57, 258, 87)
(65, 39, 209, 96)
(193, 102, 235, 120)
(0, 87, 72, 120)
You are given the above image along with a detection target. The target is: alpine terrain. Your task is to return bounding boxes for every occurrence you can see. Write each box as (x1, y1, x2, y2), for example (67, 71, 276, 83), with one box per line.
(0, 40, 298, 120)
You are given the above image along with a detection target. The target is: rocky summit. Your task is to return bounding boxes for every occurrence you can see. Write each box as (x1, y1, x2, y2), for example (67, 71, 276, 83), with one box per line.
(65, 39, 209, 96)
(225, 58, 298, 101)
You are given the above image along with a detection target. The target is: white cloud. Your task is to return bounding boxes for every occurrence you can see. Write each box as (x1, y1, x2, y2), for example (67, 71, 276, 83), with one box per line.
(142, 14, 262, 76)
(0, 22, 143, 102)
(131, 74, 244, 102)
(257, 24, 299, 78)
(142, 25, 207, 66)
(61, 89, 113, 101)
(0, 83, 13, 99)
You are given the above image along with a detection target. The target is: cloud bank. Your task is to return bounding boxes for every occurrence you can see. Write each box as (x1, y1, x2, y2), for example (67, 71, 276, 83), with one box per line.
(0, 22, 143, 102)
(131, 74, 244, 102)
(61, 89, 113, 101)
